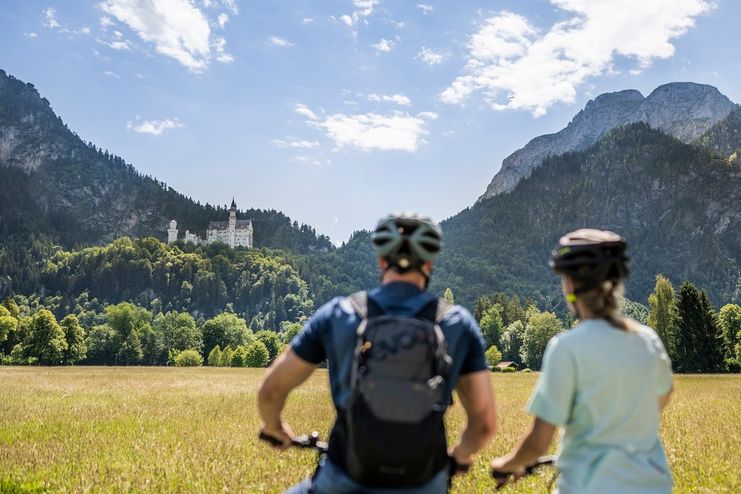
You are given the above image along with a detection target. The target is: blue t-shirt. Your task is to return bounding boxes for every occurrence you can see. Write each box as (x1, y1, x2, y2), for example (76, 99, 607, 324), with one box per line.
(291, 281, 488, 410)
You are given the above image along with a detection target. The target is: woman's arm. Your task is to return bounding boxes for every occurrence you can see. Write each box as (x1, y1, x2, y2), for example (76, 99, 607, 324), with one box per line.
(491, 417, 557, 475)
(658, 386, 673, 411)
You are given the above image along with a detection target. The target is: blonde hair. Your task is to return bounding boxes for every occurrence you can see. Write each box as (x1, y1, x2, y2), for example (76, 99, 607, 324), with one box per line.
(573, 280, 638, 331)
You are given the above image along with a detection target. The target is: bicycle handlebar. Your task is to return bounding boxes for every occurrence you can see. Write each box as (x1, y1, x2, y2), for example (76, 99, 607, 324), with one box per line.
(491, 455, 555, 490)
(259, 431, 329, 454)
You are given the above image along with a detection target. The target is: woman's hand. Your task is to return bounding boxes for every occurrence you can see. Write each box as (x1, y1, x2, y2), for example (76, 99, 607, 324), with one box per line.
(491, 455, 526, 487)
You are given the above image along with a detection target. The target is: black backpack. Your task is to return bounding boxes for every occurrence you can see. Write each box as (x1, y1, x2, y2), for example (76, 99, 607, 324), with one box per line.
(327, 291, 454, 487)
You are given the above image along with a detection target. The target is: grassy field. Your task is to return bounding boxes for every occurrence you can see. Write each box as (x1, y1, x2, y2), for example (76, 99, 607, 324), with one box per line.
(0, 368, 739, 493)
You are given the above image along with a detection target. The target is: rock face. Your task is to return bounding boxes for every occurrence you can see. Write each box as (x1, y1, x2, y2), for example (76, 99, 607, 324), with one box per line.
(478, 83, 737, 202)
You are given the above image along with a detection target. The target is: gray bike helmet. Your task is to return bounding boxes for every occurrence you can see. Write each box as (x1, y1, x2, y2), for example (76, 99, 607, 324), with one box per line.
(371, 213, 442, 271)
(549, 229, 629, 289)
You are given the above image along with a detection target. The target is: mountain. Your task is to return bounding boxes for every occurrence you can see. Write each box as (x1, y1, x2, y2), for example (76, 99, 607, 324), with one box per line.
(478, 83, 737, 201)
(0, 69, 332, 252)
(436, 122, 740, 310)
(696, 105, 741, 157)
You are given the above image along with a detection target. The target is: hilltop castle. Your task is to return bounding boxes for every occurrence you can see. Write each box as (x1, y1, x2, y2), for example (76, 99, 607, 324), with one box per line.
(167, 199, 253, 248)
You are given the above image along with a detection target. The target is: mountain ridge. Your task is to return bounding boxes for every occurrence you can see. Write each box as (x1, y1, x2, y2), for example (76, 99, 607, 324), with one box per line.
(478, 82, 737, 202)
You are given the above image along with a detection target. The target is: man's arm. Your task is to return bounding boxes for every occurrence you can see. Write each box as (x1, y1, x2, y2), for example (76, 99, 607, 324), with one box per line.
(450, 370, 497, 464)
(258, 348, 318, 448)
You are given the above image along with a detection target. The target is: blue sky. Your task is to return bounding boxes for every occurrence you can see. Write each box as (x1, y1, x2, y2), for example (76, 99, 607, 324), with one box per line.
(2, 0, 739, 243)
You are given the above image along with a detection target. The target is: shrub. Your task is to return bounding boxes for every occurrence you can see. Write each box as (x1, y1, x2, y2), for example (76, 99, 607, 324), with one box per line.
(520, 368, 532, 373)
(724, 358, 740, 373)
(174, 349, 203, 367)
(231, 346, 247, 367)
(220, 346, 234, 367)
(244, 341, 269, 368)
(490, 366, 502, 373)
(485, 345, 502, 367)
(207, 345, 222, 367)
(255, 330, 282, 364)
(501, 366, 516, 373)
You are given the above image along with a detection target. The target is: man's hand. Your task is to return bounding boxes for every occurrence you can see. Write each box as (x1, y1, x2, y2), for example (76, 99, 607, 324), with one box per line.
(257, 349, 318, 452)
(259, 422, 295, 450)
(448, 446, 473, 468)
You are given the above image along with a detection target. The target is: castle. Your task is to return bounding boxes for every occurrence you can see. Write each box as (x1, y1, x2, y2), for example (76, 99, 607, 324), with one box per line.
(167, 199, 253, 248)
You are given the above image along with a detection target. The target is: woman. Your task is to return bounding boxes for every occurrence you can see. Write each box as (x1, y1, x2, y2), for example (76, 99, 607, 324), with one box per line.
(491, 229, 674, 493)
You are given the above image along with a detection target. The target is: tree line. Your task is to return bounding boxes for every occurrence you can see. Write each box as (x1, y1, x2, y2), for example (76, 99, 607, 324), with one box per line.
(0, 297, 303, 368)
(472, 277, 740, 373)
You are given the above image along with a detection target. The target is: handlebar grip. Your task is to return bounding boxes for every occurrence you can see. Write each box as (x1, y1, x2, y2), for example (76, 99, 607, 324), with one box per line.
(491, 470, 510, 480)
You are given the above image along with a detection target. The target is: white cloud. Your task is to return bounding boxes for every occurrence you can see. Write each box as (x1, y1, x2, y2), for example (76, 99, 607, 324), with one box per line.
(373, 38, 393, 52)
(441, 1, 713, 116)
(417, 4, 433, 15)
(338, 0, 379, 27)
(291, 156, 322, 166)
(99, 0, 230, 72)
(100, 16, 115, 28)
(104, 70, 120, 78)
(269, 35, 295, 47)
(416, 47, 444, 65)
(295, 104, 319, 120)
(297, 107, 435, 152)
(212, 37, 233, 62)
(221, 0, 238, 15)
(42, 7, 91, 35)
(217, 13, 229, 28)
(271, 139, 320, 149)
(24, 32, 39, 38)
(107, 39, 133, 50)
(42, 7, 60, 29)
(367, 93, 411, 106)
(127, 117, 184, 136)
(302, 17, 315, 24)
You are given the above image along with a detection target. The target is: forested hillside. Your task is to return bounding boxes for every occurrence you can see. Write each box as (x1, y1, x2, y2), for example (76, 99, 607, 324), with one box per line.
(0, 70, 332, 252)
(435, 123, 740, 310)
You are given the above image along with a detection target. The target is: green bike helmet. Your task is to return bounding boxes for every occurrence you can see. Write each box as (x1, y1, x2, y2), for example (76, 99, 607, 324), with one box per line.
(549, 228, 629, 289)
(371, 213, 442, 270)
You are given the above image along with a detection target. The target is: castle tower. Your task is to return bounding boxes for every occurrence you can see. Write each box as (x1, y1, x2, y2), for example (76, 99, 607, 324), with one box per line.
(228, 198, 237, 248)
(167, 219, 178, 244)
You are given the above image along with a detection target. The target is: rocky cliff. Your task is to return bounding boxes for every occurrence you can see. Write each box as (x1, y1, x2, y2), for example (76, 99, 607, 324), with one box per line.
(478, 82, 736, 201)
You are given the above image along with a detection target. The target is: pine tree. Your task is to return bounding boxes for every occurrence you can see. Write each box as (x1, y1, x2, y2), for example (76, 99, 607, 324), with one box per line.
(675, 282, 724, 373)
(647, 274, 679, 359)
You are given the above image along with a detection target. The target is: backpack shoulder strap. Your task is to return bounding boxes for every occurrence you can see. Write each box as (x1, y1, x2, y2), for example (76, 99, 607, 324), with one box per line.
(347, 291, 368, 319)
(435, 298, 454, 323)
(415, 297, 454, 323)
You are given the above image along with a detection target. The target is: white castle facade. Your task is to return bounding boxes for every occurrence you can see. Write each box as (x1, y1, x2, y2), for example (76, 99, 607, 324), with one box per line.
(167, 199, 253, 248)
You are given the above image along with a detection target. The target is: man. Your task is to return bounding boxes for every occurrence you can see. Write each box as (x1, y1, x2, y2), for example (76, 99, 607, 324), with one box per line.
(258, 213, 497, 493)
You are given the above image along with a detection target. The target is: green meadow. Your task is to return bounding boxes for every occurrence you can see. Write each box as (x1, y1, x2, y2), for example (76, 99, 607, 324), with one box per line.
(0, 368, 738, 493)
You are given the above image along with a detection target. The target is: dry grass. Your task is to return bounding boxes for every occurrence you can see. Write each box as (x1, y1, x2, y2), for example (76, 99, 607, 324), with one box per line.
(0, 368, 738, 493)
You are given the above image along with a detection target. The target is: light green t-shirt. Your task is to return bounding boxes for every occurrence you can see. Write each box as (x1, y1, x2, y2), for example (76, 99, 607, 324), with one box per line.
(528, 319, 673, 494)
